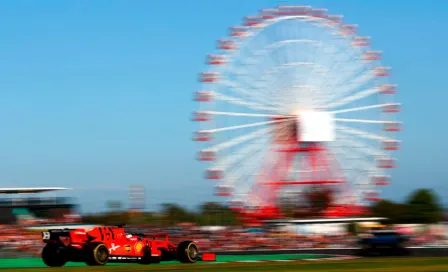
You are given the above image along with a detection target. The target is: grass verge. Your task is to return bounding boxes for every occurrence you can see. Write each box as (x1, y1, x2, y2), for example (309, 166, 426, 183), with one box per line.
(3, 257, 448, 272)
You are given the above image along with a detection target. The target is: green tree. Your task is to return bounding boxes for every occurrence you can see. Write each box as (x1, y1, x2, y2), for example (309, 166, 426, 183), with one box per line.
(404, 189, 443, 223)
(198, 202, 238, 226)
(160, 203, 192, 224)
(371, 199, 405, 224)
(82, 211, 129, 225)
(199, 202, 226, 214)
(347, 222, 358, 235)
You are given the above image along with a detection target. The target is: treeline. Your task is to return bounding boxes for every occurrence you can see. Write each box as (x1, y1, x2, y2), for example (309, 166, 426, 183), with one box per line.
(371, 189, 445, 224)
(82, 202, 240, 226)
(82, 188, 446, 226)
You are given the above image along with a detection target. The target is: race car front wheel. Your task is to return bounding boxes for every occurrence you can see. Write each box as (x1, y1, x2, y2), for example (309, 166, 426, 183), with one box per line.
(177, 241, 199, 263)
(42, 243, 67, 267)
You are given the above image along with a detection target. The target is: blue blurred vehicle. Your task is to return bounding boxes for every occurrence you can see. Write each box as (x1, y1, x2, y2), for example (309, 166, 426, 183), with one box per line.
(357, 229, 410, 256)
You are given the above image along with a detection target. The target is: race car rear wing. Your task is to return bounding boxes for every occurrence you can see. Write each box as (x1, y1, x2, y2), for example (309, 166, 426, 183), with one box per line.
(42, 229, 73, 242)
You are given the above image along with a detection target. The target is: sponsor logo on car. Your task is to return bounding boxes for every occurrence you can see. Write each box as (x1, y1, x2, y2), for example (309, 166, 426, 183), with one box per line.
(134, 242, 144, 254)
(124, 245, 131, 252)
(109, 243, 120, 253)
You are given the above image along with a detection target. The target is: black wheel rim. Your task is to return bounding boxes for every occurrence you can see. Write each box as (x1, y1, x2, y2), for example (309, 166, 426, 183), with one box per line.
(188, 245, 198, 259)
(96, 247, 108, 262)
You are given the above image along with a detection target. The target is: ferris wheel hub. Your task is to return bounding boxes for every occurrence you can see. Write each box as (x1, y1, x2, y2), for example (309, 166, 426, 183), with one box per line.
(295, 110, 335, 142)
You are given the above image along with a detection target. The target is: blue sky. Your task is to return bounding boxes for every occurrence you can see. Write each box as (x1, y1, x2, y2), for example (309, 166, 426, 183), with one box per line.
(0, 0, 446, 213)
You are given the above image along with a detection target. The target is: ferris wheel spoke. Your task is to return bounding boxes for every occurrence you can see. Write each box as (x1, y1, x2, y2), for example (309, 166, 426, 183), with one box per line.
(336, 136, 388, 158)
(222, 148, 268, 188)
(307, 39, 362, 106)
(336, 124, 394, 142)
(317, 58, 366, 103)
(201, 111, 292, 118)
(216, 39, 283, 106)
(325, 87, 380, 109)
(243, 148, 280, 206)
(211, 137, 267, 171)
(200, 119, 288, 134)
(323, 53, 366, 92)
(203, 126, 271, 152)
(235, 38, 329, 108)
(329, 103, 399, 114)
(213, 92, 279, 112)
(334, 118, 396, 124)
(223, 73, 283, 109)
(212, 147, 268, 198)
(224, 145, 267, 187)
(323, 24, 368, 83)
(327, 147, 378, 187)
(321, 71, 376, 106)
(241, 39, 321, 67)
(269, 62, 330, 108)
(310, 25, 356, 91)
(302, 36, 330, 88)
(219, 79, 275, 107)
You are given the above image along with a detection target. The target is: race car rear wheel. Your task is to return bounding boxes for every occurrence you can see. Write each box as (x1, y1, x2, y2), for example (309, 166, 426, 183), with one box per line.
(177, 241, 199, 263)
(85, 243, 109, 266)
(42, 243, 67, 267)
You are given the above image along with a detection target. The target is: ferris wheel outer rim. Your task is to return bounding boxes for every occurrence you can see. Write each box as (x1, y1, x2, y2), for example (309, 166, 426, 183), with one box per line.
(194, 6, 401, 208)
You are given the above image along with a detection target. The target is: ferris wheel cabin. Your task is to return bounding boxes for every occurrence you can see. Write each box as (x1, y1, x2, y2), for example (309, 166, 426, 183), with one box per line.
(340, 24, 358, 35)
(327, 14, 343, 25)
(384, 122, 402, 132)
(383, 103, 400, 113)
(371, 175, 391, 186)
(380, 84, 397, 94)
(214, 185, 232, 197)
(310, 8, 328, 18)
(230, 26, 249, 37)
(373, 66, 391, 77)
(194, 91, 214, 102)
(192, 111, 211, 122)
(276, 6, 311, 16)
(363, 50, 382, 61)
(382, 140, 400, 151)
(206, 169, 224, 180)
(198, 150, 216, 161)
(217, 39, 237, 50)
(352, 36, 371, 47)
(259, 9, 277, 19)
(199, 72, 219, 83)
(377, 158, 396, 169)
(193, 131, 212, 142)
(207, 54, 227, 65)
(244, 16, 264, 27)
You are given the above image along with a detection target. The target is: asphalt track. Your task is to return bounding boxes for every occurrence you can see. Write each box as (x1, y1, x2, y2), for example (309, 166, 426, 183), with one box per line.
(214, 247, 448, 257)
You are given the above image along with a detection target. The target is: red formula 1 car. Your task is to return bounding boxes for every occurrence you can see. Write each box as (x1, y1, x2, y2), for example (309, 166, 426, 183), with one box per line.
(40, 225, 215, 267)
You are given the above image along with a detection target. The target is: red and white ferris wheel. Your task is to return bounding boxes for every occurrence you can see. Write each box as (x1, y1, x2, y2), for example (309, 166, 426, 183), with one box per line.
(193, 5, 401, 221)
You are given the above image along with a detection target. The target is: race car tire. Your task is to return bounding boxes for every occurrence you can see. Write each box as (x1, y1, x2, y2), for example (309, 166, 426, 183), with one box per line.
(42, 243, 67, 267)
(394, 243, 410, 256)
(85, 243, 109, 266)
(177, 240, 199, 263)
